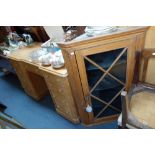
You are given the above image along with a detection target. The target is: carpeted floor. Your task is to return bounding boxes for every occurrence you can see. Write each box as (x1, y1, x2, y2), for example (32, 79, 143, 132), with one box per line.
(0, 71, 118, 129)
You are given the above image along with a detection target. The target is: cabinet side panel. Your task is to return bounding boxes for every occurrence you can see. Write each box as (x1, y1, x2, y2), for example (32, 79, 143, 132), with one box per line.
(61, 49, 90, 124)
(44, 72, 80, 124)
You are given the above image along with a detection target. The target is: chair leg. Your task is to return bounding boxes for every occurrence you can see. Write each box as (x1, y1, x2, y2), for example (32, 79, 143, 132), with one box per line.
(121, 124, 127, 129)
(121, 91, 128, 129)
(118, 125, 128, 129)
(118, 125, 122, 129)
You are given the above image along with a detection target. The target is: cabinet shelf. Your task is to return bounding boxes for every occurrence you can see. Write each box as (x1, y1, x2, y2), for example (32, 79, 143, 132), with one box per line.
(92, 85, 123, 102)
(85, 48, 127, 70)
(87, 64, 126, 90)
(91, 95, 121, 118)
(88, 76, 123, 91)
(86, 58, 126, 71)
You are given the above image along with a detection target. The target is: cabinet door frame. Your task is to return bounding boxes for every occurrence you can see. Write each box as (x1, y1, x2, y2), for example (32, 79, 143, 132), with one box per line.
(75, 39, 136, 124)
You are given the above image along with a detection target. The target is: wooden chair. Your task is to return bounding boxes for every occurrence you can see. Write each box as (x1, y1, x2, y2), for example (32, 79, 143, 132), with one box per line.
(118, 49, 155, 129)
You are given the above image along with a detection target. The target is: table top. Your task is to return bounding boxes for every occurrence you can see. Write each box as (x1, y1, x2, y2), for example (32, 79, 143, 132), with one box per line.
(8, 42, 41, 61)
(58, 26, 149, 48)
(8, 42, 68, 77)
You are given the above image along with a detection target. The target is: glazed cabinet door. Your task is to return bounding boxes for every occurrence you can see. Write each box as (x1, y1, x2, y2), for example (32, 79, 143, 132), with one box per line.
(75, 39, 136, 124)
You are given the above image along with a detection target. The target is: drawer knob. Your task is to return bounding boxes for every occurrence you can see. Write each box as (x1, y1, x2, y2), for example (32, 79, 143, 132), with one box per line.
(86, 105, 92, 113)
(70, 52, 74, 56)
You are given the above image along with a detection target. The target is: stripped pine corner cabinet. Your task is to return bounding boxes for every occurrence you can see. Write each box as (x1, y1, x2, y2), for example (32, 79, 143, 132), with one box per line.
(58, 27, 149, 126)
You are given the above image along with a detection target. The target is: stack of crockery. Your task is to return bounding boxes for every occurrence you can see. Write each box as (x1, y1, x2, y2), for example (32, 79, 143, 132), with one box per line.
(85, 26, 117, 36)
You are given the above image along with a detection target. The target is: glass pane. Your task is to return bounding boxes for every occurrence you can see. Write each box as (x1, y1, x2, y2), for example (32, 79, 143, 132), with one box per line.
(91, 97, 106, 117)
(92, 74, 123, 102)
(110, 96, 122, 110)
(96, 96, 122, 118)
(84, 47, 127, 119)
(85, 59, 103, 89)
(109, 49, 127, 82)
(86, 48, 124, 70)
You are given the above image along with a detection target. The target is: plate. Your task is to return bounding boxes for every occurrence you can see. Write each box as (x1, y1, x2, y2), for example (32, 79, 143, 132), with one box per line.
(85, 26, 117, 36)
